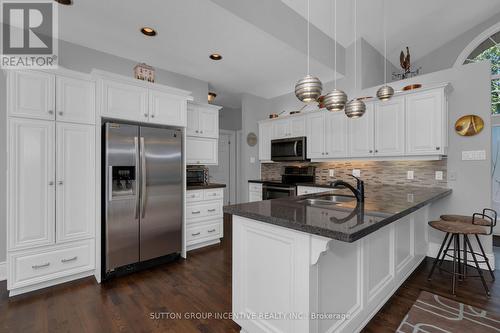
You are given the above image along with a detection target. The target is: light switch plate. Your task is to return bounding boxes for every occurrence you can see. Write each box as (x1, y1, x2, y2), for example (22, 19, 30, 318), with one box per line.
(329, 169, 335, 177)
(352, 169, 361, 177)
(435, 171, 443, 180)
(407, 171, 414, 180)
(462, 150, 486, 160)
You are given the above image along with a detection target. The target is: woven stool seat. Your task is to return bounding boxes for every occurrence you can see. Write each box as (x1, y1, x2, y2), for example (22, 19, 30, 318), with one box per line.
(429, 220, 488, 235)
(440, 214, 492, 226)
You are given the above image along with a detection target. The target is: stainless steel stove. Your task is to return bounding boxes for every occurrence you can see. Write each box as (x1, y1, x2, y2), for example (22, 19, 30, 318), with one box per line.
(262, 166, 315, 200)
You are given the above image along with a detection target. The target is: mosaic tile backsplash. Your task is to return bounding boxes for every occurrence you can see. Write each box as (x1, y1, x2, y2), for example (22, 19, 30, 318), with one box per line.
(261, 160, 448, 188)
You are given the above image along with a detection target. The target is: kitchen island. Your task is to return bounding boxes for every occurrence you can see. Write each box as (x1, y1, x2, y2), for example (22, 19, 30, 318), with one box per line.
(224, 185, 451, 333)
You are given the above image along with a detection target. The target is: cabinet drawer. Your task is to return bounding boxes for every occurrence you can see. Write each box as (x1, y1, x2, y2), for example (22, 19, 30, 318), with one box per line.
(204, 188, 223, 200)
(249, 183, 263, 192)
(186, 222, 221, 243)
(9, 240, 94, 288)
(186, 201, 222, 221)
(186, 190, 203, 202)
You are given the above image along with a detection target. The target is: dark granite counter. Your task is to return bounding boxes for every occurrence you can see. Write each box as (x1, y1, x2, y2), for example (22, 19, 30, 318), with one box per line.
(187, 183, 226, 190)
(224, 185, 451, 242)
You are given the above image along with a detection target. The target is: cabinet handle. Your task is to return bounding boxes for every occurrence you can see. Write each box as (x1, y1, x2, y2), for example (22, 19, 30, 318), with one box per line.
(58, 111, 63, 116)
(369, 150, 373, 153)
(144, 113, 148, 118)
(58, 181, 63, 185)
(208, 209, 216, 212)
(211, 193, 218, 196)
(208, 229, 216, 233)
(32, 262, 50, 269)
(200, 130, 203, 134)
(192, 211, 201, 214)
(48, 110, 54, 115)
(195, 130, 199, 133)
(375, 150, 379, 153)
(321, 152, 324, 155)
(190, 194, 196, 198)
(48, 181, 54, 186)
(191, 232, 201, 236)
(61, 256, 77, 263)
(436, 147, 440, 150)
(325, 152, 329, 155)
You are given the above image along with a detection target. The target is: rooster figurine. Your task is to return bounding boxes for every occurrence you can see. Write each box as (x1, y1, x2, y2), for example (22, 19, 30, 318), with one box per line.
(400, 47, 411, 74)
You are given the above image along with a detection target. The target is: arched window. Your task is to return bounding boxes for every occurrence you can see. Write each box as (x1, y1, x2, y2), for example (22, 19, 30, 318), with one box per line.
(463, 30, 500, 114)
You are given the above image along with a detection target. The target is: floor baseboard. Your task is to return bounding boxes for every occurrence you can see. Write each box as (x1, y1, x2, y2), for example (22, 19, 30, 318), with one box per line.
(0, 261, 6, 281)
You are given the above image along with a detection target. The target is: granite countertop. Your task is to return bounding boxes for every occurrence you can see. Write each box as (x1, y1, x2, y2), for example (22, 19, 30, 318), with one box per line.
(187, 183, 226, 190)
(224, 185, 452, 242)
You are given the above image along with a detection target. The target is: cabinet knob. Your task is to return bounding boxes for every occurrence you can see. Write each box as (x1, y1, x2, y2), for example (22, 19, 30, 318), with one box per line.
(144, 113, 148, 118)
(195, 130, 199, 133)
(48, 110, 54, 115)
(58, 181, 63, 185)
(369, 150, 373, 153)
(436, 147, 440, 150)
(48, 181, 54, 186)
(325, 152, 329, 155)
(375, 150, 379, 153)
(200, 130, 203, 134)
(151, 114, 155, 118)
(58, 111, 63, 116)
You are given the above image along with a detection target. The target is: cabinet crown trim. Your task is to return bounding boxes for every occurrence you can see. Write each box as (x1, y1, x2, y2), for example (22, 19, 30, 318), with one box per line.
(188, 101, 222, 111)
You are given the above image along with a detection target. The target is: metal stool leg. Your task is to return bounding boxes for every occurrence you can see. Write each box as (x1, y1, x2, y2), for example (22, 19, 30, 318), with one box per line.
(457, 234, 462, 281)
(428, 232, 450, 280)
(474, 234, 495, 281)
(465, 235, 490, 297)
(452, 234, 458, 295)
(463, 235, 467, 279)
(439, 233, 454, 268)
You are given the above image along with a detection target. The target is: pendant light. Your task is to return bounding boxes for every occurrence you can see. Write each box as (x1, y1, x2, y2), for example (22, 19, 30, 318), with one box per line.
(295, 0, 323, 103)
(345, 0, 366, 118)
(376, 0, 394, 101)
(324, 0, 348, 112)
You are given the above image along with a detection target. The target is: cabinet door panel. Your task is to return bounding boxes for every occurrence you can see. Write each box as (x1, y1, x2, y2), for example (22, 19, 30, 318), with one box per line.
(149, 90, 187, 127)
(56, 76, 95, 124)
(349, 102, 374, 157)
(290, 117, 306, 137)
(186, 104, 199, 136)
(326, 112, 348, 158)
(56, 123, 95, 242)
(406, 90, 443, 155)
(186, 137, 218, 165)
(273, 119, 290, 139)
(9, 119, 55, 249)
(306, 113, 325, 159)
(198, 109, 219, 138)
(101, 80, 148, 121)
(259, 122, 273, 161)
(374, 97, 405, 156)
(10, 71, 55, 120)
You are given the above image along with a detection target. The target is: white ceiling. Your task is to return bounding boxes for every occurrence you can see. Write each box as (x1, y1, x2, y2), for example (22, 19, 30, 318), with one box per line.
(282, 0, 500, 67)
(45, 0, 500, 107)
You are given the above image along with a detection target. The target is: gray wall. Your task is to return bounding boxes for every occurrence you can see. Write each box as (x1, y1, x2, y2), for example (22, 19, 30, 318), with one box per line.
(362, 61, 493, 253)
(59, 40, 208, 103)
(0, 71, 6, 263)
(414, 11, 500, 74)
(219, 106, 242, 131)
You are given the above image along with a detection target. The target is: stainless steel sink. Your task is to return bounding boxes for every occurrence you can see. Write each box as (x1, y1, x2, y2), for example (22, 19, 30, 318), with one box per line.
(300, 195, 357, 205)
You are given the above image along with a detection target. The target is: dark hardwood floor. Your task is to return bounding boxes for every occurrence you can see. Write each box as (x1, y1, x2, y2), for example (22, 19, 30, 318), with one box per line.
(1, 215, 499, 333)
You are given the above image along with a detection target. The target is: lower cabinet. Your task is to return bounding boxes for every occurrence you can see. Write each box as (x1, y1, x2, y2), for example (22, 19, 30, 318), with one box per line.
(186, 188, 224, 250)
(186, 136, 218, 165)
(248, 183, 263, 202)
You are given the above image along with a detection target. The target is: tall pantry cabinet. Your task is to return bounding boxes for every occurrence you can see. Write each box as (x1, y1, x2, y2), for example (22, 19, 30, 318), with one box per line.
(6, 69, 96, 296)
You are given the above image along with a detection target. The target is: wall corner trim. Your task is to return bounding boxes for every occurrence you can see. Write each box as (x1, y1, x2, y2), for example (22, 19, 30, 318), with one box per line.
(0, 261, 6, 281)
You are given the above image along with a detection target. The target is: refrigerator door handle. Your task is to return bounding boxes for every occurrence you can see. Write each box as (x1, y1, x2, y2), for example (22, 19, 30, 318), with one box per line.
(108, 166, 113, 202)
(134, 137, 140, 219)
(140, 137, 147, 218)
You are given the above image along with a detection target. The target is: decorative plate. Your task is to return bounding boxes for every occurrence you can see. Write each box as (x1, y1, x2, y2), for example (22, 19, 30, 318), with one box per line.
(454, 115, 484, 136)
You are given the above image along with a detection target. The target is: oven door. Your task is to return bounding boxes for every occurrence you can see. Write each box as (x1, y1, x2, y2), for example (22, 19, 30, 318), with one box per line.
(262, 184, 297, 200)
(271, 137, 307, 161)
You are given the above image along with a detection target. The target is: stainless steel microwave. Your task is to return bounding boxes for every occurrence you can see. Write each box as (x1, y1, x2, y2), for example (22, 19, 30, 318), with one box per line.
(271, 136, 308, 162)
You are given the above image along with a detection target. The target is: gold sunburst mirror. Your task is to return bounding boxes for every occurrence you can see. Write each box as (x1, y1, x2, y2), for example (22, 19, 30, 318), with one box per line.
(454, 115, 484, 136)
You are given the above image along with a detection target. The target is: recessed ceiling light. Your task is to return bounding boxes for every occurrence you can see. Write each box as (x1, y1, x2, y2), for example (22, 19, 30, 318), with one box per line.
(141, 27, 157, 37)
(55, 0, 72, 5)
(209, 53, 223, 61)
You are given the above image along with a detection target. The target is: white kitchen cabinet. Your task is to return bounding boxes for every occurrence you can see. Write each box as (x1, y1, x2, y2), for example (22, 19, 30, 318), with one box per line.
(9, 71, 55, 120)
(248, 183, 263, 202)
(8, 118, 55, 250)
(289, 117, 306, 137)
(56, 76, 96, 124)
(273, 119, 289, 139)
(100, 79, 148, 122)
(186, 137, 218, 165)
(374, 96, 405, 156)
(259, 121, 273, 161)
(306, 112, 326, 159)
(186, 102, 220, 138)
(186, 188, 224, 251)
(272, 117, 306, 139)
(326, 111, 349, 158)
(349, 102, 374, 157)
(296, 186, 331, 196)
(56, 123, 95, 243)
(406, 89, 446, 155)
(148, 89, 187, 127)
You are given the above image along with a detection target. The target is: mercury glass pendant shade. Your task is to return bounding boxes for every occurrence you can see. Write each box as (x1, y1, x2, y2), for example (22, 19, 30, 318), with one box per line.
(376, 85, 394, 101)
(295, 75, 323, 103)
(345, 99, 366, 118)
(324, 89, 347, 111)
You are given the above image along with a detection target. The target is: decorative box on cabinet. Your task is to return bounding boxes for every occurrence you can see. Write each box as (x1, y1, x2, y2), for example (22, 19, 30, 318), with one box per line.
(186, 188, 224, 250)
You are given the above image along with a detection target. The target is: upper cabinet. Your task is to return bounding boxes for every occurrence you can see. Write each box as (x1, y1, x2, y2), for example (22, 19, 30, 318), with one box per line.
(306, 112, 348, 159)
(349, 102, 374, 157)
(406, 88, 447, 155)
(374, 96, 405, 156)
(9, 70, 95, 124)
(272, 117, 305, 139)
(187, 102, 220, 139)
(94, 70, 192, 127)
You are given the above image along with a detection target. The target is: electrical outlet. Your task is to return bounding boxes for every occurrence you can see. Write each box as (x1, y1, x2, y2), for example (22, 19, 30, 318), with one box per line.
(329, 169, 335, 177)
(352, 169, 361, 177)
(407, 170, 414, 180)
(435, 171, 443, 180)
(250, 157, 255, 163)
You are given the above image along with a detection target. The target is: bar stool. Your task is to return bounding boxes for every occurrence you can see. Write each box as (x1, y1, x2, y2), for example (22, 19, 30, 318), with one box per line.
(427, 209, 497, 297)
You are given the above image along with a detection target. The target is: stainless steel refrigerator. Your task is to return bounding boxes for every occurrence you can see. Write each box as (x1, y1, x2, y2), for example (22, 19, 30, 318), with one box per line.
(103, 122, 183, 276)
